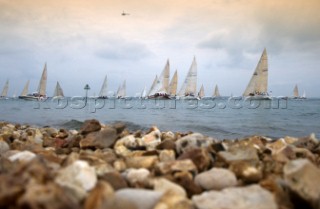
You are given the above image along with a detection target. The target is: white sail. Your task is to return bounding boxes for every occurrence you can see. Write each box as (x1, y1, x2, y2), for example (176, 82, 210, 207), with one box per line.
(37, 63, 47, 96)
(302, 90, 306, 98)
(213, 84, 220, 97)
(160, 59, 170, 92)
(293, 84, 299, 97)
(243, 49, 268, 96)
(198, 84, 205, 98)
(141, 86, 147, 98)
(148, 60, 170, 96)
(117, 80, 126, 98)
(149, 77, 162, 96)
(147, 75, 158, 96)
(20, 80, 30, 96)
(53, 81, 64, 97)
(99, 75, 108, 97)
(1, 80, 9, 97)
(178, 57, 197, 96)
(168, 70, 178, 96)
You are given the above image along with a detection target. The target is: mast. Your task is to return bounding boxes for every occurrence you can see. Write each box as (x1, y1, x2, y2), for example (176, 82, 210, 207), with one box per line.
(213, 84, 220, 97)
(168, 70, 178, 96)
(37, 63, 47, 96)
(293, 84, 299, 97)
(20, 80, 30, 96)
(178, 57, 197, 96)
(1, 80, 9, 97)
(243, 48, 268, 96)
(99, 75, 108, 97)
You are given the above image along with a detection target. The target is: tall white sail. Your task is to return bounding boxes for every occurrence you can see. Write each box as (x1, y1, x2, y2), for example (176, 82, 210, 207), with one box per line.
(99, 75, 108, 97)
(178, 57, 197, 96)
(168, 70, 178, 96)
(148, 60, 170, 96)
(293, 84, 299, 97)
(1, 80, 9, 97)
(53, 81, 64, 97)
(198, 84, 205, 98)
(213, 84, 220, 97)
(148, 75, 158, 96)
(243, 49, 268, 96)
(20, 80, 30, 96)
(162, 59, 170, 92)
(37, 63, 47, 96)
(141, 86, 147, 98)
(117, 80, 126, 98)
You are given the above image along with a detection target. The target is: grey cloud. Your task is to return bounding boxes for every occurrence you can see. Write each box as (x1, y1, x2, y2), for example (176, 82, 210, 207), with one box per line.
(95, 38, 153, 60)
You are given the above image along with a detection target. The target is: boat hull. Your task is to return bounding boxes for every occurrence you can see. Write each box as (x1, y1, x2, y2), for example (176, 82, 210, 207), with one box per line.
(18, 95, 47, 101)
(244, 95, 272, 100)
(290, 97, 307, 100)
(148, 95, 171, 100)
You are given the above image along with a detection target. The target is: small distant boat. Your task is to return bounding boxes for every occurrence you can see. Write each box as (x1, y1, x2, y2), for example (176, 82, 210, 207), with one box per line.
(117, 80, 126, 99)
(213, 84, 221, 97)
(243, 48, 271, 100)
(98, 75, 108, 99)
(292, 84, 306, 99)
(0, 79, 9, 99)
(178, 57, 198, 99)
(52, 81, 64, 99)
(140, 86, 147, 99)
(197, 84, 205, 100)
(19, 63, 48, 101)
(148, 59, 170, 99)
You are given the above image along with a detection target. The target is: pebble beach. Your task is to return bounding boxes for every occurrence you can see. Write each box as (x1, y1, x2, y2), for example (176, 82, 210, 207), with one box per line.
(0, 119, 320, 209)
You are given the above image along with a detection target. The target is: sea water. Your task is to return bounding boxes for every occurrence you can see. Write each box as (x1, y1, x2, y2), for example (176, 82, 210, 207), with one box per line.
(0, 97, 319, 139)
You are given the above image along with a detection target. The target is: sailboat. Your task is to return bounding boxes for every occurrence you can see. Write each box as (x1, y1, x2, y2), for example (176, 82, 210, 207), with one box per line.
(292, 84, 306, 99)
(140, 86, 147, 99)
(98, 75, 108, 99)
(213, 84, 220, 97)
(148, 59, 170, 99)
(168, 70, 178, 98)
(19, 80, 30, 98)
(197, 84, 205, 100)
(116, 80, 126, 99)
(52, 81, 64, 99)
(19, 63, 48, 101)
(0, 80, 9, 99)
(243, 48, 271, 100)
(178, 57, 197, 99)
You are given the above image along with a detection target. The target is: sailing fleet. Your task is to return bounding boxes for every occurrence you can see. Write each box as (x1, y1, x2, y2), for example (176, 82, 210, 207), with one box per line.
(0, 48, 309, 101)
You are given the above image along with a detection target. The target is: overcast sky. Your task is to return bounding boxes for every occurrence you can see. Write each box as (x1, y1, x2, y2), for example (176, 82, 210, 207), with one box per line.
(0, 0, 319, 97)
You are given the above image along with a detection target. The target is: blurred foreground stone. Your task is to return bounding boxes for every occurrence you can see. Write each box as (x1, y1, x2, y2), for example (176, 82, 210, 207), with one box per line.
(0, 120, 319, 209)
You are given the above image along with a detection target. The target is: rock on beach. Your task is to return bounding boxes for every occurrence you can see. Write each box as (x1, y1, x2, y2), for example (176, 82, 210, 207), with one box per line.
(0, 120, 319, 209)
